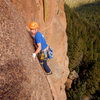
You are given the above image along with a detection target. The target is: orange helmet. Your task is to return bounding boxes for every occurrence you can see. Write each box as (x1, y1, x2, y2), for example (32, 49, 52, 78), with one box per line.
(29, 22, 39, 29)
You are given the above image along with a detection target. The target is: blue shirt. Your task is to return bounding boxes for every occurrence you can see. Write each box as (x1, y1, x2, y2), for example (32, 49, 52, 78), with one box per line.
(35, 31, 48, 51)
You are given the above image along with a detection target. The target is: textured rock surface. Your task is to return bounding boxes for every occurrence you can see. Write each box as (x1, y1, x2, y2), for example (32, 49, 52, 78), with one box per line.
(0, 0, 69, 100)
(69, 70, 79, 80)
(0, 0, 52, 100)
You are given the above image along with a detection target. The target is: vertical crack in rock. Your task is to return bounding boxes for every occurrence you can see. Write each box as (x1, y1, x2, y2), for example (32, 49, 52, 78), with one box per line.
(43, 0, 48, 22)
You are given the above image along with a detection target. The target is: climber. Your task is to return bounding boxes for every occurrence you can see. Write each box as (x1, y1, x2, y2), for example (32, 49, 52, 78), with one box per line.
(29, 22, 52, 75)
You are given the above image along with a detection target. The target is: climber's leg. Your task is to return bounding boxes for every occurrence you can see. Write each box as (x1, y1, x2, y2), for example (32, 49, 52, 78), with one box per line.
(43, 60, 51, 73)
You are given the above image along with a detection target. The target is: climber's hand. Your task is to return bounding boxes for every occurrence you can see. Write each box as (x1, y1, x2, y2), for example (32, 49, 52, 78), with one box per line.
(32, 53, 36, 59)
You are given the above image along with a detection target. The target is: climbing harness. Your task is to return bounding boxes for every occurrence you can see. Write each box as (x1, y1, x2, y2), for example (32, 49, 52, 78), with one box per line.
(39, 46, 49, 60)
(39, 46, 53, 60)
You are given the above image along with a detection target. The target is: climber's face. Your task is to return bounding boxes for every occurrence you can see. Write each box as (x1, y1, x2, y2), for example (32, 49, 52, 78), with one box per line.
(31, 29, 37, 35)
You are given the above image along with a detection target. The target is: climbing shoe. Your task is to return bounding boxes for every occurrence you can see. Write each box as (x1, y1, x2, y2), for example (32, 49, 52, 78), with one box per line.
(46, 71, 52, 75)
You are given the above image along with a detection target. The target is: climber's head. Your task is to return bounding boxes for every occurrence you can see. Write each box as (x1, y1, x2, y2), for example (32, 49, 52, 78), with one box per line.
(29, 22, 39, 35)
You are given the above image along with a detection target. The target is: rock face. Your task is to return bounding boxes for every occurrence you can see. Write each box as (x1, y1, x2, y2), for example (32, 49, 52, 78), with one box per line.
(0, 0, 53, 100)
(66, 70, 79, 89)
(0, 0, 69, 100)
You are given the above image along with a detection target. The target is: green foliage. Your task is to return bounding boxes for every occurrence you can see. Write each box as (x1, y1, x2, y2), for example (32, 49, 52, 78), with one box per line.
(67, 81, 87, 100)
(91, 90, 100, 100)
(64, 1, 100, 100)
(85, 62, 100, 95)
(64, 4, 99, 71)
(75, 1, 100, 31)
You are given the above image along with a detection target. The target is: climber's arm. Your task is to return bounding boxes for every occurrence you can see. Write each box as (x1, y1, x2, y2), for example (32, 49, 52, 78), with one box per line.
(35, 43, 41, 55)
